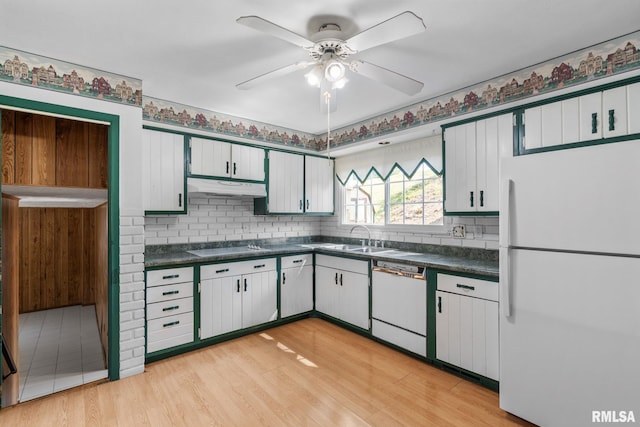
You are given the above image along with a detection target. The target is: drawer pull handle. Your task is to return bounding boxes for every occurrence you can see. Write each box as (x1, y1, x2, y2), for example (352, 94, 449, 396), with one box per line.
(236, 279, 240, 293)
(282, 272, 286, 285)
(469, 191, 474, 208)
(253, 264, 266, 269)
(162, 274, 179, 280)
(456, 284, 475, 291)
(163, 321, 180, 328)
(292, 259, 304, 264)
(216, 268, 229, 273)
(162, 305, 180, 312)
(335, 272, 338, 285)
(244, 278, 248, 292)
(162, 290, 180, 296)
(591, 112, 598, 134)
(438, 296, 442, 313)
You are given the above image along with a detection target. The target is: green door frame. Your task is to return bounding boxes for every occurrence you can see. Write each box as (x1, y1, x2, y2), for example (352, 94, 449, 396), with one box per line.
(0, 94, 120, 381)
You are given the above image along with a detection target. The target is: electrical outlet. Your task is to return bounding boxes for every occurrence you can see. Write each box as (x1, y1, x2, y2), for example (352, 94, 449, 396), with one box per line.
(452, 225, 465, 238)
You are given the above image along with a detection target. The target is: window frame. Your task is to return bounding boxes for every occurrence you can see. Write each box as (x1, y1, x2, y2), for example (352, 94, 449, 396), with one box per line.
(340, 162, 445, 233)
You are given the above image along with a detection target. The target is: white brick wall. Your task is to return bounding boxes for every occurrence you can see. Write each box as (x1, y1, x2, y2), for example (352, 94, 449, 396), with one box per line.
(320, 214, 499, 250)
(119, 211, 146, 378)
(145, 195, 323, 244)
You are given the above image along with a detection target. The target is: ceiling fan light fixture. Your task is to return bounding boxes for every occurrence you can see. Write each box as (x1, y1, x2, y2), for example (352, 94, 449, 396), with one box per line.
(324, 59, 345, 82)
(305, 66, 322, 87)
(332, 77, 348, 90)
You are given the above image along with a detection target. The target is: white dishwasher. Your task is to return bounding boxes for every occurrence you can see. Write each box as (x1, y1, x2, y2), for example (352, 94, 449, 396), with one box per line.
(371, 260, 427, 357)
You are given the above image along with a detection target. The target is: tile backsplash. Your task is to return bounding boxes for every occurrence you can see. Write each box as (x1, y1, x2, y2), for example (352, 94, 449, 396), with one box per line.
(144, 195, 322, 246)
(144, 196, 498, 250)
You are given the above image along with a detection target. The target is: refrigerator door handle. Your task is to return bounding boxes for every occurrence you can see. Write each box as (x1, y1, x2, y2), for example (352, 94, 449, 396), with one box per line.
(500, 178, 513, 317)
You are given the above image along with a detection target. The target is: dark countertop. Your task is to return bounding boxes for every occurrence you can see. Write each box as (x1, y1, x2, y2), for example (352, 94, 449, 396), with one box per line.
(145, 242, 499, 277)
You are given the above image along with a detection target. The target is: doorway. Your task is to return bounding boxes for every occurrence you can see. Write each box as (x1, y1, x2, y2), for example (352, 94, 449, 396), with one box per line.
(1, 105, 117, 406)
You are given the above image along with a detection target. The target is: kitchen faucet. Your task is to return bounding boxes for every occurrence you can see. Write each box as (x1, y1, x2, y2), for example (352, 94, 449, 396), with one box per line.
(350, 224, 371, 247)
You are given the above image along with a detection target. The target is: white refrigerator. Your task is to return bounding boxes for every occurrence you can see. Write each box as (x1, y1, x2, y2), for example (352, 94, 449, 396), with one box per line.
(499, 139, 640, 427)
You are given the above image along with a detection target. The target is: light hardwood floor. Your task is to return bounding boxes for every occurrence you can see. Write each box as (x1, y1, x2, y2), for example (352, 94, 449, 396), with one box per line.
(0, 318, 534, 426)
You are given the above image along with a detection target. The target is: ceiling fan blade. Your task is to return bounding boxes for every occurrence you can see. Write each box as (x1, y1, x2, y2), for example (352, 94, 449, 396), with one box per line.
(346, 11, 426, 53)
(350, 60, 424, 95)
(237, 61, 313, 90)
(237, 15, 313, 48)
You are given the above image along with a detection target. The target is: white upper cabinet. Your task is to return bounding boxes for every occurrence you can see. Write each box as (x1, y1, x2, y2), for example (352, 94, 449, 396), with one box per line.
(304, 155, 334, 214)
(266, 151, 304, 213)
(628, 82, 640, 134)
(190, 137, 265, 182)
(141, 128, 186, 214)
(524, 81, 640, 150)
(444, 113, 511, 214)
(256, 152, 334, 215)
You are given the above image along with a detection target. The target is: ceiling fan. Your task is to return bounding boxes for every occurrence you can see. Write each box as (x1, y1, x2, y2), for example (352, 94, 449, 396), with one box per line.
(236, 11, 426, 112)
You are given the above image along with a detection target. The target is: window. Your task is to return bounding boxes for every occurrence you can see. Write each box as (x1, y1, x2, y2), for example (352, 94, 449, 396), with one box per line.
(344, 174, 386, 224)
(343, 163, 443, 226)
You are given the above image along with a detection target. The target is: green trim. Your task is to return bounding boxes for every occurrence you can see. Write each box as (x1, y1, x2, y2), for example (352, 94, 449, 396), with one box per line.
(336, 158, 442, 186)
(0, 110, 3, 403)
(0, 94, 121, 381)
(517, 131, 640, 156)
(444, 211, 499, 217)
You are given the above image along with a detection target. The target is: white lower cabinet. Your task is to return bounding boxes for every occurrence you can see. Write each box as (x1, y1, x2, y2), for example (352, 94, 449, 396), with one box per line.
(315, 254, 369, 330)
(200, 258, 277, 340)
(435, 273, 499, 381)
(280, 254, 313, 318)
(146, 267, 195, 353)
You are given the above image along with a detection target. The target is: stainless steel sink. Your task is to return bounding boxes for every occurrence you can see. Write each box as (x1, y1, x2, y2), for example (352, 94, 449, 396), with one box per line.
(318, 244, 396, 254)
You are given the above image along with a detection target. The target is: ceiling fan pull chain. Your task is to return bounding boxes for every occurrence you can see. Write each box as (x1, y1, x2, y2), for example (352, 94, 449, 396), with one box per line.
(324, 91, 331, 158)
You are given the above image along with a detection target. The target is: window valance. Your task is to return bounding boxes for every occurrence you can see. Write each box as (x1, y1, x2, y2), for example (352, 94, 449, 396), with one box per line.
(335, 134, 442, 185)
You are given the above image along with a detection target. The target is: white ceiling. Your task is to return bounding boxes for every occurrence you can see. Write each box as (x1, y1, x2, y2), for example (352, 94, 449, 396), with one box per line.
(2, 0, 640, 136)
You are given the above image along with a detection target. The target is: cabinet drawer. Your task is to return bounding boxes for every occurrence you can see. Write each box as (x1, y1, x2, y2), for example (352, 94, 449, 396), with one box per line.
(281, 254, 313, 269)
(147, 312, 193, 353)
(147, 267, 193, 287)
(437, 273, 498, 302)
(316, 254, 369, 275)
(201, 258, 277, 279)
(147, 296, 193, 320)
(147, 281, 193, 304)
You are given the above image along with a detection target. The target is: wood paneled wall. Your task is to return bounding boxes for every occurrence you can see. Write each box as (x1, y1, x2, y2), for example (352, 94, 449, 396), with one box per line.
(1, 110, 108, 188)
(94, 203, 109, 365)
(18, 207, 99, 313)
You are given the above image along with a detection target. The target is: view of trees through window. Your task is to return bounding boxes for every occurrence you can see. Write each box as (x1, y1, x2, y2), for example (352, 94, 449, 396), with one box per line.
(343, 164, 443, 226)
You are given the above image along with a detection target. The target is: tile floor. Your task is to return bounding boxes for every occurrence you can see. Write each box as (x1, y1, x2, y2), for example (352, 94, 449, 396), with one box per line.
(18, 305, 108, 402)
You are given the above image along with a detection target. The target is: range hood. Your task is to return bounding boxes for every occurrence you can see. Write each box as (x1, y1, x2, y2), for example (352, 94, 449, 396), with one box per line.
(187, 177, 266, 197)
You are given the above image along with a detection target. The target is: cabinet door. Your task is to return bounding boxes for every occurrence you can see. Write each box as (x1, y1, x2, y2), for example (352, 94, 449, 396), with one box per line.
(315, 265, 341, 319)
(241, 270, 277, 329)
(579, 92, 603, 141)
(602, 86, 628, 139)
(628, 82, 640, 135)
(231, 144, 265, 181)
(281, 265, 313, 318)
(267, 151, 304, 213)
(190, 137, 231, 177)
(200, 275, 242, 339)
(338, 270, 370, 330)
(304, 156, 334, 213)
(444, 122, 476, 212)
(561, 97, 580, 144)
(142, 129, 185, 213)
(435, 291, 461, 366)
(476, 115, 504, 212)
